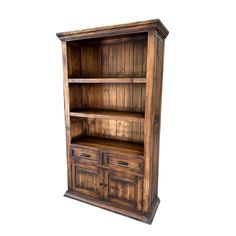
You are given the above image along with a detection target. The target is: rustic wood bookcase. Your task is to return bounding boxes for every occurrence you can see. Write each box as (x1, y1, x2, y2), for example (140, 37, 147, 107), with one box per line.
(57, 19, 168, 224)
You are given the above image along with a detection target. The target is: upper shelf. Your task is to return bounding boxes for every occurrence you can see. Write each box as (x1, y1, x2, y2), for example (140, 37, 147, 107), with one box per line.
(70, 109, 145, 122)
(68, 78, 146, 84)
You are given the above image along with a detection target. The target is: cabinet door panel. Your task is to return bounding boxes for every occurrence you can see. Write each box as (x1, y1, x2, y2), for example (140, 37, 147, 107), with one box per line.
(104, 170, 142, 210)
(71, 161, 102, 199)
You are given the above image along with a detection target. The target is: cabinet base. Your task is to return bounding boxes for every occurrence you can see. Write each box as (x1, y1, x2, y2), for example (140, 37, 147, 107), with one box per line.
(64, 190, 160, 224)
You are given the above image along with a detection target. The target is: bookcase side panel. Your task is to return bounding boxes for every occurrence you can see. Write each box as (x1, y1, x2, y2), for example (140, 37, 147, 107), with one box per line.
(62, 41, 72, 189)
(143, 30, 158, 212)
(150, 35, 165, 204)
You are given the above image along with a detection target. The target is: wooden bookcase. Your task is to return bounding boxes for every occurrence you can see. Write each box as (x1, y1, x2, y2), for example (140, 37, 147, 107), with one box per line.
(57, 19, 168, 224)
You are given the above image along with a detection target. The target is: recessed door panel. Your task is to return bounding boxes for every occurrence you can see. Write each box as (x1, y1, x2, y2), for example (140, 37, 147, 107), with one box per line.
(104, 170, 142, 210)
(71, 161, 102, 199)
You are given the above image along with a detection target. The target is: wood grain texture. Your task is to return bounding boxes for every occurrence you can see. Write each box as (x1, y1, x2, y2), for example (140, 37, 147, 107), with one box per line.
(64, 191, 160, 224)
(58, 19, 168, 224)
(66, 34, 147, 78)
(106, 154, 143, 171)
(150, 35, 165, 204)
(72, 136, 144, 156)
(104, 170, 141, 210)
(70, 84, 145, 112)
(70, 110, 144, 122)
(62, 41, 72, 189)
(56, 19, 169, 41)
(70, 117, 85, 140)
(68, 78, 146, 83)
(143, 30, 158, 212)
(71, 161, 102, 199)
(87, 119, 144, 143)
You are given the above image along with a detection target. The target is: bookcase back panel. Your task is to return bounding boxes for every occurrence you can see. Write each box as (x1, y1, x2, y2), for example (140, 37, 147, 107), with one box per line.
(67, 33, 147, 78)
(86, 118, 144, 143)
(70, 117, 144, 143)
(69, 84, 146, 113)
(70, 117, 85, 140)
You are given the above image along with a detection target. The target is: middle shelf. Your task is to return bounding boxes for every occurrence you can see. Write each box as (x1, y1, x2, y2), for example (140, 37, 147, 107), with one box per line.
(70, 109, 145, 122)
(68, 78, 146, 84)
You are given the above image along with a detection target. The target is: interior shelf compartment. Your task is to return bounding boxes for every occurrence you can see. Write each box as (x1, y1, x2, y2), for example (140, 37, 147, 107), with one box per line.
(70, 109, 144, 122)
(66, 32, 147, 78)
(71, 136, 144, 156)
(70, 117, 144, 146)
(69, 83, 146, 114)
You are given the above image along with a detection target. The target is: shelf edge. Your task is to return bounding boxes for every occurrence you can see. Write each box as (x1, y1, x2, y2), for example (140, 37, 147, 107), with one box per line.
(70, 111, 145, 122)
(68, 78, 146, 83)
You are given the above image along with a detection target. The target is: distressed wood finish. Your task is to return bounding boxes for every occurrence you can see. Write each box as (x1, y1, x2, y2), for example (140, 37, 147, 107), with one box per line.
(68, 78, 146, 83)
(70, 110, 144, 122)
(57, 19, 168, 224)
(71, 161, 102, 199)
(61, 41, 72, 189)
(69, 83, 146, 112)
(66, 34, 147, 78)
(143, 30, 158, 212)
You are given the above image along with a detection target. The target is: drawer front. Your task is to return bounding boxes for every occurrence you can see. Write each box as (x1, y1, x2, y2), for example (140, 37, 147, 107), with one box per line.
(71, 147, 102, 164)
(106, 154, 143, 172)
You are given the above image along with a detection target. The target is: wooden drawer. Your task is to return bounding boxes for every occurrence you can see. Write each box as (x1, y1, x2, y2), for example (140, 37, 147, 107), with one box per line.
(106, 154, 143, 172)
(71, 147, 102, 164)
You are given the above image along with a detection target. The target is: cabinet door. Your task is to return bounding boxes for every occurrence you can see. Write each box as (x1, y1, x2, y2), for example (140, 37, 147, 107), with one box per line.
(71, 161, 102, 199)
(104, 170, 143, 211)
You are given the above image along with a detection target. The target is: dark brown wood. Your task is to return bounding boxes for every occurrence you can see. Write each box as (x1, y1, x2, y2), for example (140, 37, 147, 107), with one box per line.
(150, 35, 165, 204)
(65, 34, 147, 78)
(61, 41, 72, 189)
(71, 161, 102, 199)
(68, 78, 146, 83)
(57, 19, 168, 224)
(106, 153, 143, 173)
(71, 146, 103, 164)
(103, 170, 142, 210)
(70, 109, 144, 122)
(56, 19, 168, 41)
(69, 84, 146, 112)
(143, 30, 158, 212)
(71, 136, 144, 156)
(64, 190, 160, 224)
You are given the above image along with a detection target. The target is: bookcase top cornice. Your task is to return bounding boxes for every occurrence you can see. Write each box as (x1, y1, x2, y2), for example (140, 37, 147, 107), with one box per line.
(56, 19, 169, 41)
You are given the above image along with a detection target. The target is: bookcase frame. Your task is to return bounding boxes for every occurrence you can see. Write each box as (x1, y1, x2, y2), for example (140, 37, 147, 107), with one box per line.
(57, 19, 168, 224)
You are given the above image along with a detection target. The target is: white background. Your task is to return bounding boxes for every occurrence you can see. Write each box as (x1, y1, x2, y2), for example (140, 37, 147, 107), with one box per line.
(0, 0, 236, 235)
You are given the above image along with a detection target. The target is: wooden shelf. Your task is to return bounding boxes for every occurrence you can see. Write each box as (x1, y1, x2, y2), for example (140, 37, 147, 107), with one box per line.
(70, 110, 145, 122)
(68, 78, 146, 83)
(72, 136, 144, 156)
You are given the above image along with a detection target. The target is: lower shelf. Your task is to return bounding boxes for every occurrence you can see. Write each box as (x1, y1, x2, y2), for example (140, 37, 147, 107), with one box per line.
(71, 136, 144, 156)
(64, 190, 160, 224)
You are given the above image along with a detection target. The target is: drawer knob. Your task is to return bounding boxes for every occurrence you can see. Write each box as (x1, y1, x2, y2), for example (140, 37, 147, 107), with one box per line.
(117, 161, 129, 166)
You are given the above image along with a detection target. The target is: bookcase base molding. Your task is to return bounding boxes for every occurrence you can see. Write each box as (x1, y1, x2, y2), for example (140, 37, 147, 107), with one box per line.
(57, 19, 168, 224)
(65, 191, 160, 224)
